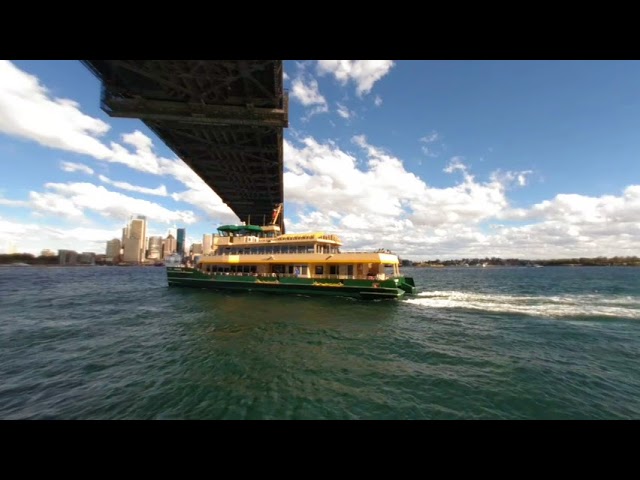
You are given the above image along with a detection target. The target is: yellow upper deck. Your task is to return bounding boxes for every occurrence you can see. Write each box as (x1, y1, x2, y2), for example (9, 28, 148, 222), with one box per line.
(199, 252, 399, 265)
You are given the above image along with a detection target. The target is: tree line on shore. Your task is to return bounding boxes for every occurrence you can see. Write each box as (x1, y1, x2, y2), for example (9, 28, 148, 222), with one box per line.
(402, 256, 640, 267)
(0, 253, 60, 265)
(0, 253, 110, 265)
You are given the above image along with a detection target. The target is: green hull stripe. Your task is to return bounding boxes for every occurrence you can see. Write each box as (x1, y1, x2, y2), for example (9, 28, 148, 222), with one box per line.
(166, 268, 416, 299)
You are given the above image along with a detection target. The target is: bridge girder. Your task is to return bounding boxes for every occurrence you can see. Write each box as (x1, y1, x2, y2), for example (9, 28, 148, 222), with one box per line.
(82, 60, 287, 231)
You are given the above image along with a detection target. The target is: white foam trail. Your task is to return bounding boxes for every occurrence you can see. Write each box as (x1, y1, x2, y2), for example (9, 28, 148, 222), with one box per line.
(405, 291, 640, 319)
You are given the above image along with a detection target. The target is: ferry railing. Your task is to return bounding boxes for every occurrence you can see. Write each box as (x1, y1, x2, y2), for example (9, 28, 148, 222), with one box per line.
(198, 271, 399, 281)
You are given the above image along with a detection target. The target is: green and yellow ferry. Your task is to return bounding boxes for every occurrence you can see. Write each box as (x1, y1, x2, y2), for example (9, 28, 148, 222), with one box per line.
(166, 221, 417, 300)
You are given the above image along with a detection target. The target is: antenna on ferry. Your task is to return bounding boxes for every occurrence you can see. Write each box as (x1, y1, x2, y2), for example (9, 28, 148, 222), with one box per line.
(271, 203, 283, 226)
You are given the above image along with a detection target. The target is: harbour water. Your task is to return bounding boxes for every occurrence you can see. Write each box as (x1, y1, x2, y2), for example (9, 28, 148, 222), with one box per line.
(1, 265, 639, 419)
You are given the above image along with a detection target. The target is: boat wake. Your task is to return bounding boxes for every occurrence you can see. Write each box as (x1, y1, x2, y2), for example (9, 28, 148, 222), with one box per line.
(404, 290, 640, 319)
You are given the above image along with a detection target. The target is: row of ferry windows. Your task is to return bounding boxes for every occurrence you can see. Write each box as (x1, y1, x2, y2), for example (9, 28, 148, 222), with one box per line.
(204, 265, 309, 275)
(215, 245, 340, 255)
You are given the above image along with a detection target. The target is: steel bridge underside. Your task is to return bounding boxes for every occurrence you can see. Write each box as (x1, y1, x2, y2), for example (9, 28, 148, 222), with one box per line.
(82, 60, 288, 231)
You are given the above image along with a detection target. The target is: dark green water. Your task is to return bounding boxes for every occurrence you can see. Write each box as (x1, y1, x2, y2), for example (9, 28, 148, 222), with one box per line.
(1, 265, 639, 419)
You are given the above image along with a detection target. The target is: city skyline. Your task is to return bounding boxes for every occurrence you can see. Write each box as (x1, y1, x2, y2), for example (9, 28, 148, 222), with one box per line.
(1, 60, 640, 260)
(4, 214, 194, 261)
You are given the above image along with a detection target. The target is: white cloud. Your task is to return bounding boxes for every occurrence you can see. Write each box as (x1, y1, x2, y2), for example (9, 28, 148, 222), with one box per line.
(443, 156, 468, 175)
(421, 146, 434, 157)
(98, 174, 168, 197)
(0, 60, 113, 159)
(317, 60, 394, 96)
(29, 190, 86, 218)
(336, 103, 353, 120)
(29, 182, 197, 225)
(170, 188, 239, 224)
(0, 216, 123, 255)
(285, 134, 425, 222)
(290, 77, 327, 107)
(374, 95, 383, 107)
(60, 161, 94, 175)
(283, 134, 640, 259)
(0, 197, 28, 207)
(419, 131, 441, 157)
(289, 75, 329, 121)
(490, 169, 533, 188)
(420, 131, 440, 144)
(301, 105, 330, 122)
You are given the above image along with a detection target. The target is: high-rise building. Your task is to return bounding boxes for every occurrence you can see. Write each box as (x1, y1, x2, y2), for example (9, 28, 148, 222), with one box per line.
(122, 216, 147, 263)
(40, 249, 57, 257)
(78, 252, 96, 265)
(147, 236, 163, 260)
(202, 234, 213, 254)
(122, 226, 129, 245)
(163, 234, 176, 259)
(59, 249, 78, 265)
(190, 243, 203, 254)
(176, 228, 185, 256)
(122, 237, 141, 262)
(106, 238, 121, 262)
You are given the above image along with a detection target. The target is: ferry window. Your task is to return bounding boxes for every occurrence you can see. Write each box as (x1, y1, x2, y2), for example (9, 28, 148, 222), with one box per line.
(347, 265, 353, 276)
(288, 265, 294, 274)
(307, 246, 314, 253)
(329, 265, 338, 275)
(315, 266, 323, 275)
(301, 266, 308, 275)
(250, 266, 257, 273)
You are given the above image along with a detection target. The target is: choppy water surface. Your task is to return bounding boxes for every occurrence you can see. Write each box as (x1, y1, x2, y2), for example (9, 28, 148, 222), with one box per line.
(1, 265, 639, 419)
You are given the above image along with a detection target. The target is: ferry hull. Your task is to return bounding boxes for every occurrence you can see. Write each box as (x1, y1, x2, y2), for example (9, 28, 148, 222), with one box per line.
(167, 267, 415, 299)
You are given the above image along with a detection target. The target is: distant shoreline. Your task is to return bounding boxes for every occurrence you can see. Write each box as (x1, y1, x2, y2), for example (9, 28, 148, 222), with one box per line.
(0, 263, 159, 267)
(408, 264, 640, 268)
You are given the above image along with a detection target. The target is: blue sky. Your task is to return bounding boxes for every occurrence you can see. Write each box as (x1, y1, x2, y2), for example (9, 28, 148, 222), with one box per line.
(1, 60, 639, 259)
